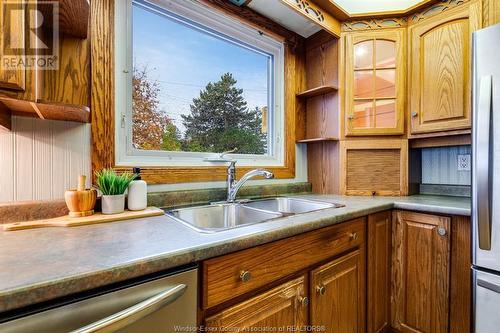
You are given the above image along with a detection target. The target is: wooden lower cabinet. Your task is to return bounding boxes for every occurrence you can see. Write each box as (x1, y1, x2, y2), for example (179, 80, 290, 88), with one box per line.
(201, 211, 471, 333)
(368, 211, 392, 333)
(205, 276, 308, 331)
(391, 211, 451, 333)
(310, 249, 366, 333)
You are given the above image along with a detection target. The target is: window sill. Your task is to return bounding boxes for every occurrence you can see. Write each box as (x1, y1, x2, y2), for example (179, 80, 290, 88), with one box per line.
(112, 165, 295, 184)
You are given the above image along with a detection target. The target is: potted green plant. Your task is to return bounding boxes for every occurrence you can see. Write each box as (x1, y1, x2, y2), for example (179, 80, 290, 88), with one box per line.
(95, 169, 137, 214)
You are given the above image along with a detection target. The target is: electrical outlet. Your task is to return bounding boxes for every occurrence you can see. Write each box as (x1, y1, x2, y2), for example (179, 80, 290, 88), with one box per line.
(458, 154, 471, 171)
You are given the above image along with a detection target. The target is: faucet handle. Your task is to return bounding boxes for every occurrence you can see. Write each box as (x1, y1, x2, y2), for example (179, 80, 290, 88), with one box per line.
(203, 148, 238, 163)
(220, 148, 238, 158)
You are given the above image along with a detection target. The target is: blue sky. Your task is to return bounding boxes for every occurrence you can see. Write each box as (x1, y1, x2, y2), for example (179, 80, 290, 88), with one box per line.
(132, 4, 269, 134)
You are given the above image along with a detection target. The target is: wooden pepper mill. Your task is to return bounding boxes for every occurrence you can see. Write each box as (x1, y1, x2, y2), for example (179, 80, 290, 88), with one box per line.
(64, 175, 97, 217)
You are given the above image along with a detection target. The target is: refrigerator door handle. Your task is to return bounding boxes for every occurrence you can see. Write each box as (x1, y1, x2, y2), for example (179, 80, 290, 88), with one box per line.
(478, 278, 500, 294)
(476, 75, 493, 250)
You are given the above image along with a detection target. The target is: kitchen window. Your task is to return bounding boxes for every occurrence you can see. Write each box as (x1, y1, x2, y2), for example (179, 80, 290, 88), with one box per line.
(115, 0, 285, 167)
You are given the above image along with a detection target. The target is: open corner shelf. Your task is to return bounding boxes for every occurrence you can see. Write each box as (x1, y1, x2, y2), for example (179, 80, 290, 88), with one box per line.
(0, 96, 90, 131)
(296, 137, 339, 143)
(296, 85, 338, 99)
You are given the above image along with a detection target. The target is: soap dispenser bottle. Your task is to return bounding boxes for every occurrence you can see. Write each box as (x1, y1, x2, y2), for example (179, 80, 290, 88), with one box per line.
(127, 167, 147, 211)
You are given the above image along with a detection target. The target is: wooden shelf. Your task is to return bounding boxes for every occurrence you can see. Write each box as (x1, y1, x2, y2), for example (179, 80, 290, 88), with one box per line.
(410, 133, 471, 149)
(0, 96, 90, 130)
(297, 137, 339, 143)
(296, 85, 338, 98)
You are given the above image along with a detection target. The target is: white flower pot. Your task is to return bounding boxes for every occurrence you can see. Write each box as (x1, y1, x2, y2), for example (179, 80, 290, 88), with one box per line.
(101, 194, 125, 215)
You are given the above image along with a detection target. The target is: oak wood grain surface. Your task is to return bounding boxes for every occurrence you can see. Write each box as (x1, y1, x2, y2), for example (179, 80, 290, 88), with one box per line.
(408, 1, 481, 134)
(391, 211, 451, 333)
(340, 139, 408, 196)
(368, 211, 392, 333)
(202, 218, 365, 309)
(310, 248, 366, 333)
(205, 276, 308, 331)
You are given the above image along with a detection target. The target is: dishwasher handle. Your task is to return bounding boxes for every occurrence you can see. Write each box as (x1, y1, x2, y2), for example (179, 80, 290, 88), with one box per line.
(71, 284, 187, 333)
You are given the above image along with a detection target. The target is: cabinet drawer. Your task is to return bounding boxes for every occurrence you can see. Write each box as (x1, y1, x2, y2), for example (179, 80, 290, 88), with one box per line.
(202, 218, 365, 309)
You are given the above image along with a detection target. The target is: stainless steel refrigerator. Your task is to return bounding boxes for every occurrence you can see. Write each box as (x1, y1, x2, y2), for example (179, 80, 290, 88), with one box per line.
(472, 23, 500, 333)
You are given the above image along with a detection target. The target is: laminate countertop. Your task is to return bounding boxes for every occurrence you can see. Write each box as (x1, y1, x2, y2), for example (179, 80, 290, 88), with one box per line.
(0, 194, 470, 314)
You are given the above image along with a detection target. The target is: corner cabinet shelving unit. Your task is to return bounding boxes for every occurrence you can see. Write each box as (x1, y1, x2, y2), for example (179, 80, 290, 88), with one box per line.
(296, 31, 340, 143)
(0, 0, 91, 131)
(295, 31, 341, 194)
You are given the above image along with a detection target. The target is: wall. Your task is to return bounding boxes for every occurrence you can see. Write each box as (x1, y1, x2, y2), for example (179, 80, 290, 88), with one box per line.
(421, 145, 471, 185)
(0, 117, 91, 203)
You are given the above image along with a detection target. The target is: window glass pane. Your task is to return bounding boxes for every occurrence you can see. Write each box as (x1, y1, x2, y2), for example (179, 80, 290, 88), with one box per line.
(353, 100, 374, 128)
(354, 70, 374, 99)
(374, 69, 395, 98)
(375, 40, 396, 68)
(354, 40, 373, 69)
(375, 99, 396, 128)
(132, 3, 270, 155)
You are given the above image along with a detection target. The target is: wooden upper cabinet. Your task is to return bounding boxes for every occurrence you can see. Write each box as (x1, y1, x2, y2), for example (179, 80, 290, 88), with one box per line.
(391, 211, 451, 333)
(310, 249, 366, 333)
(0, 1, 33, 96)
(408, 1, 481, 134)
(205, 276, 308, 331)
(345, 29, 405, 136)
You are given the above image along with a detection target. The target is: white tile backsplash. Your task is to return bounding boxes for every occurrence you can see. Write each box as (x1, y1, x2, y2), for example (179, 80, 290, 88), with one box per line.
(0, 117, 91, 203)
(421, 145, 472, 185)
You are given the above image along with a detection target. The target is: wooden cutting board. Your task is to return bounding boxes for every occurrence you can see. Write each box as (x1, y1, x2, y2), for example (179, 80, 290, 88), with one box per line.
(2, 207, 165, 231)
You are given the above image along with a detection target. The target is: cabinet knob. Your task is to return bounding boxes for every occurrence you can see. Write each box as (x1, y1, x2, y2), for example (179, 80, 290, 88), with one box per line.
(316, 285, 326, 296)
(411, 111, 418, 118)
(437, 227, 447, 236)
(299, 296, 309, 307)
(240, 270, 251, 282)
(348, 115, 355, 120)
(349, 232, 358, 241)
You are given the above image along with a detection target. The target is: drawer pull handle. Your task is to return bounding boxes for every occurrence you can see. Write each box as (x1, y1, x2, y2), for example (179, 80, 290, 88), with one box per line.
(349, 232, 358, 241)
(240, 270, 251, 282)
(299, 296, 309, 307)
(316, 285, 326, 296)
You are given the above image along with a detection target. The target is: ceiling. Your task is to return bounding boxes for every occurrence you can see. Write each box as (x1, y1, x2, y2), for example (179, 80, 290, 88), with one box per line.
(332, 0, 430, 15)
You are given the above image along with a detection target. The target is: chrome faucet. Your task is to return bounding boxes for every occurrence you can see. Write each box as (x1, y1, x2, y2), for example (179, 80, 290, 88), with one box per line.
(226, 161, 274, 203)
(204, 149, 274, 202)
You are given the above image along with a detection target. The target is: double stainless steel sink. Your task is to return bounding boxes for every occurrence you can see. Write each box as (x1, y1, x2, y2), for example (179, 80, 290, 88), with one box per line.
(166, 197, 344, 233)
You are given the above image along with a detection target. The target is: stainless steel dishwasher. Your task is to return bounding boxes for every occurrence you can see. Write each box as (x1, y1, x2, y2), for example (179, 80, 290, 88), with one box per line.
(0, 266, 197, 333)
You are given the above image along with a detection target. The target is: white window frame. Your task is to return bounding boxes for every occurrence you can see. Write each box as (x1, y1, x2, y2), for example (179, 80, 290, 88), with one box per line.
(115, 0, 285, 167)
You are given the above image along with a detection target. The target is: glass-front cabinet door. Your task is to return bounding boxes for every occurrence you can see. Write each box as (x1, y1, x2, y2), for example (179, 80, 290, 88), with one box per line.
(345, 29, 405, 136)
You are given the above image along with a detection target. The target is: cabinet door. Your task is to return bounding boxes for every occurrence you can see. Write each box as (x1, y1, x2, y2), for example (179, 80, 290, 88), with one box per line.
(205, 276, 308, 331)
(0, 0, 37, 100)
(345, 28, 405, 136)
(310, 249, 366, 333)
(368, 211, 391, 333)
(391, 211, 451, 333)
(408, 1, 481, 134)
(340, 139, 408, 196)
